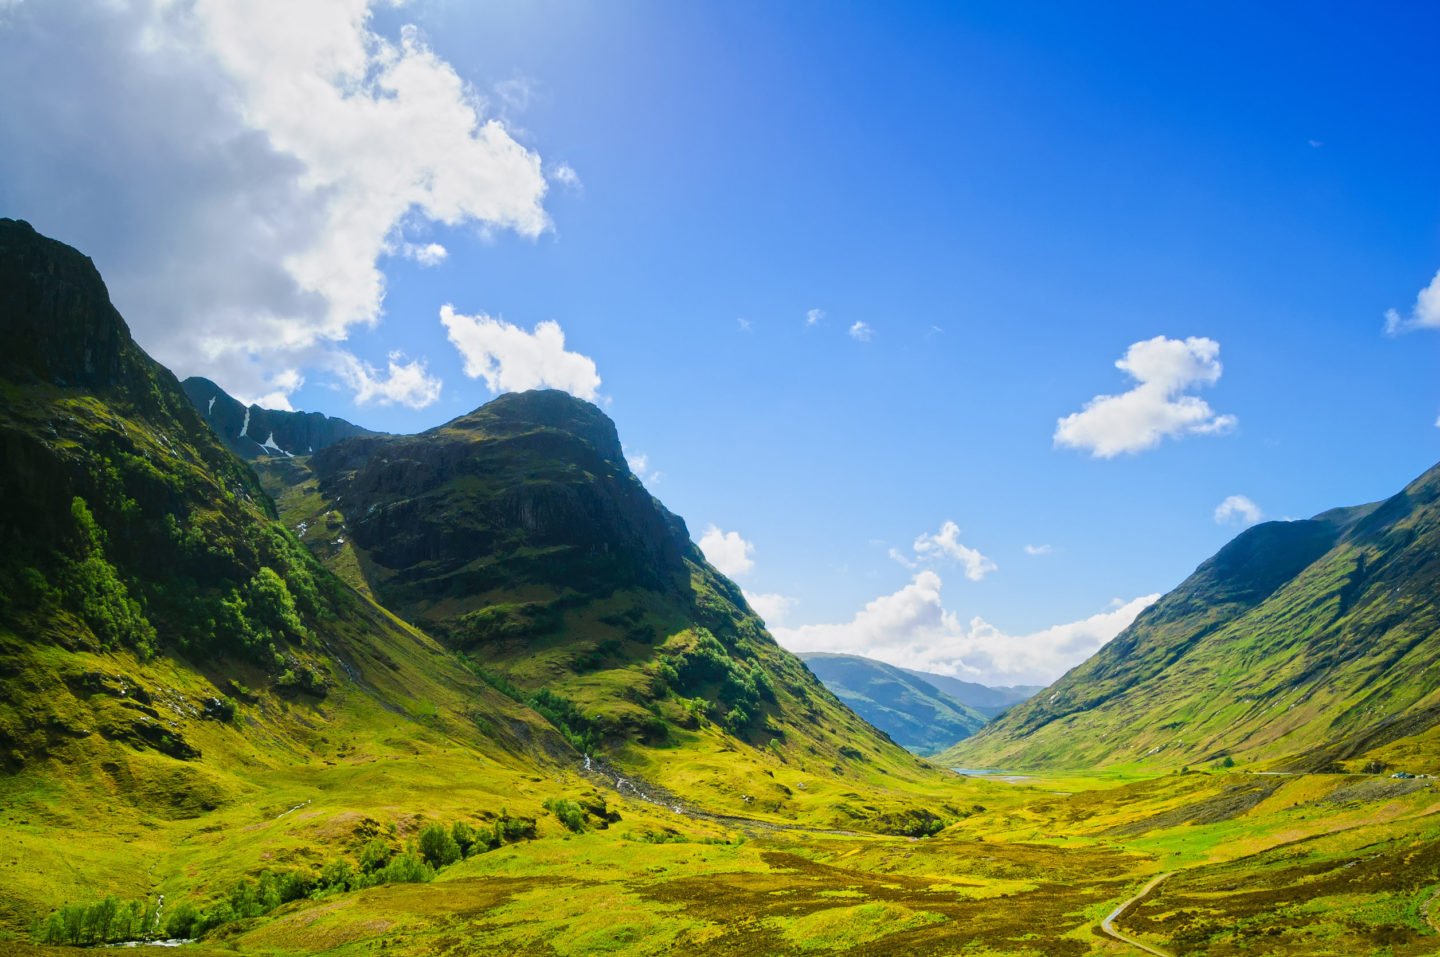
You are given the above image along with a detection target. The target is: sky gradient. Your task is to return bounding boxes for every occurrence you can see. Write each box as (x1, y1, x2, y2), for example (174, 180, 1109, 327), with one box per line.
(2, 0, 1437, 684)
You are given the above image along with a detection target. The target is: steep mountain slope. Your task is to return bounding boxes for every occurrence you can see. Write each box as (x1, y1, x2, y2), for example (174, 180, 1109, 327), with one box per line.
(944, 461, 1440, 772)
(0, 218, 574, 930)
(798, 653, 988, 754)
(246, 390, 952, 823)
(181, 376, 377, 460)
(897, 668, 1041, 719)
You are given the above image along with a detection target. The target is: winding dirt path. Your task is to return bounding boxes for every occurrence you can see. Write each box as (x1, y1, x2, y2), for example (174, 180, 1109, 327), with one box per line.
(1100, 872, 1175, 956)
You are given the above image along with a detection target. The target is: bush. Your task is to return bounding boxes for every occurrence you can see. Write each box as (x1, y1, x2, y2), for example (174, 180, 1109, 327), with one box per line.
(451, 821, 477, 857)
(378, 852, 434, 884)
(359, 838, 393, 872)
(165, 901, 199, 939)
(544, 798, 587, 833)
(418, 823, 461, 867)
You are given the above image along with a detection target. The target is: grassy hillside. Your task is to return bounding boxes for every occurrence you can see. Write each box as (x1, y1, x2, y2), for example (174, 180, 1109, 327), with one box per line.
(242, 388, 960, 829)
(798, 652, 988, 754)
(944, 460, 1440, 773)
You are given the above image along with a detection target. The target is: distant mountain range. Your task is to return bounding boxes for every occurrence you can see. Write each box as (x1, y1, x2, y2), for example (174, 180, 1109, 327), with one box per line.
(944, 459, 1440, 773)
(799, 653, 1040, 755)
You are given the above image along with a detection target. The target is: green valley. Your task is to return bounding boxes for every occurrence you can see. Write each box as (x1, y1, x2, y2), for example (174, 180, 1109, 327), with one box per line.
(3, 219, 1440, 957)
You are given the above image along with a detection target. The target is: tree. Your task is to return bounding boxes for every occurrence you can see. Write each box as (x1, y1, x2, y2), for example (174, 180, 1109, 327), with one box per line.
(417, 823, 461, 867)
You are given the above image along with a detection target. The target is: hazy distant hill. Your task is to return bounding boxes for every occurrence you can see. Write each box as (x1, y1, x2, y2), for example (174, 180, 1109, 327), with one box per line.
(799, 653, 989, 754)
(944, 459, 1440, 773)
(896, 669, 1041, 719)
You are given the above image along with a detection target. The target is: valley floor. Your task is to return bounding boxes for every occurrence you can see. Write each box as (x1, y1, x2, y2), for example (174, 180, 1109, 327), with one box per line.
(5, 760, 1440, 956)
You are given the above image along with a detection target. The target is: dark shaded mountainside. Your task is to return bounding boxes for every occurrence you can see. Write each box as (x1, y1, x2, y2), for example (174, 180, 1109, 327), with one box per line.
(180, 376, 377, 461)
(798, 653, 989, 754)
(945, 460, 1440, 773)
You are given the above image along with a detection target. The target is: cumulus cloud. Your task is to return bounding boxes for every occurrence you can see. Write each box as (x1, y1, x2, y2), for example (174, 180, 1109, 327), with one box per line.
(698, 525, 755, 578)
(743, 591, 796, 626)
(1054, 336, 1237, 458)
(806, 308, 824, 327)
(441, 306, 600, 400)
(849, 321, 873, 342)
(0, 0, 552, 407)
(1384, 268, 1440, 335)
(1024, 544, 1052, 556)
(772, 572, 1159, 687)
(333, 351, 442, 409)
(1214, 494, 1263, 526)
(890, 521, 995, 580)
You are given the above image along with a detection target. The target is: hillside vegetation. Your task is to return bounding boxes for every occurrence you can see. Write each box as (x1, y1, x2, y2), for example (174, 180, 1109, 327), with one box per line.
(945, 461, 1440, 774)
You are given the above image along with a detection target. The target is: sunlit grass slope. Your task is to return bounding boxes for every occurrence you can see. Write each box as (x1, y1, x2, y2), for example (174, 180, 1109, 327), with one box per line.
(945, 461, 1440, 774)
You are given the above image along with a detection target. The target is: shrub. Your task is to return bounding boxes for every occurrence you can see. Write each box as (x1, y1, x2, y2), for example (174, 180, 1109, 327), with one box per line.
(165, 901, 199, 939)
(359, 838, 393, 872)
(378, 852, 434, 884)
(418, 823, 461, 867)
(451, 821, 477, 857)
(544, 798, 587, 833)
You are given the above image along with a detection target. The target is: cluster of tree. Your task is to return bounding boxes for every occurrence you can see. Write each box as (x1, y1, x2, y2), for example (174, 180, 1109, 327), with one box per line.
(654, 629, 776, 732)
(35, 812, 541, 945)
(33, 895, 161, 946)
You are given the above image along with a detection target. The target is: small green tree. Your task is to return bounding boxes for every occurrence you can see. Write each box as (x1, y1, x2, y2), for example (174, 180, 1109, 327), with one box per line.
(451, 821, 477, 857)
(417, 823, 461, 867)
(359, 838, 393, 872)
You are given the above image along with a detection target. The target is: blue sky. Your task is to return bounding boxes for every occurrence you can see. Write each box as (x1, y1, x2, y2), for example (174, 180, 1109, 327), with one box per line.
(2, 1, 1437, 684)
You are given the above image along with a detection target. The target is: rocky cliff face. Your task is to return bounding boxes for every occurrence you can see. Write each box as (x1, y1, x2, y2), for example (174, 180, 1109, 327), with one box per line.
(182, 376, 378, 460)
(308, 390, 693, 620)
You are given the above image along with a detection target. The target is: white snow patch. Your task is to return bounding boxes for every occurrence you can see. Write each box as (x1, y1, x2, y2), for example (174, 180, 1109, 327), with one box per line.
(238, 407, 250, 439)
(259, 432, 293, 457)
(207, 396, 215, 416)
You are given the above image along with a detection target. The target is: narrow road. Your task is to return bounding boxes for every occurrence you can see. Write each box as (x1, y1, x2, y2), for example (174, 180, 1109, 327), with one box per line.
(1100, 872, 1174, 957)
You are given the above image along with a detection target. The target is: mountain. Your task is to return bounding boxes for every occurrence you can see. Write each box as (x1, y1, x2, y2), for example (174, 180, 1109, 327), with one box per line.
(798, 653, 987, 754)
(896, 669, 1041, 719)
(944, 459, 1440, 772)
(243, 388, 949, 818)
(180, 376, 377, 460)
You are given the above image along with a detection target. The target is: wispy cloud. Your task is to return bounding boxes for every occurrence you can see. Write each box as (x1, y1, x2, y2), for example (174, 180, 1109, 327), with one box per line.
(806, 308, 824, 327)
(1024, 544, 1052, 556)
(889, 521, 995, 581)
(848, 321, 873, 342)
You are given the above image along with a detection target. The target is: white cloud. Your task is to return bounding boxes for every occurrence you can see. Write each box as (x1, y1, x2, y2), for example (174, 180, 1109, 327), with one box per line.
(698, 525, 755, 578)
(849, 321, 873, 342)
(1214, 494, 1263, 526)
(1054, 336, 1237, 458)
(806, 308, 824, 327)
(772, 571, 1160, 687)
(744, 591, 796, 626)
(548, 162, 582, 191)
(624, 447, 662, 485)
(400, 242, 448, 267)
(911, 521, 996, 580)
(1308, 139, 1324, 148)
(737, 317, 752, 332)
(1384, 268, 1440, 335)
(0, 0, 551, 408)
(1024, 544, 1052, 556)
(441, 305, 600, 400)
(334, 351, 442, 409)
